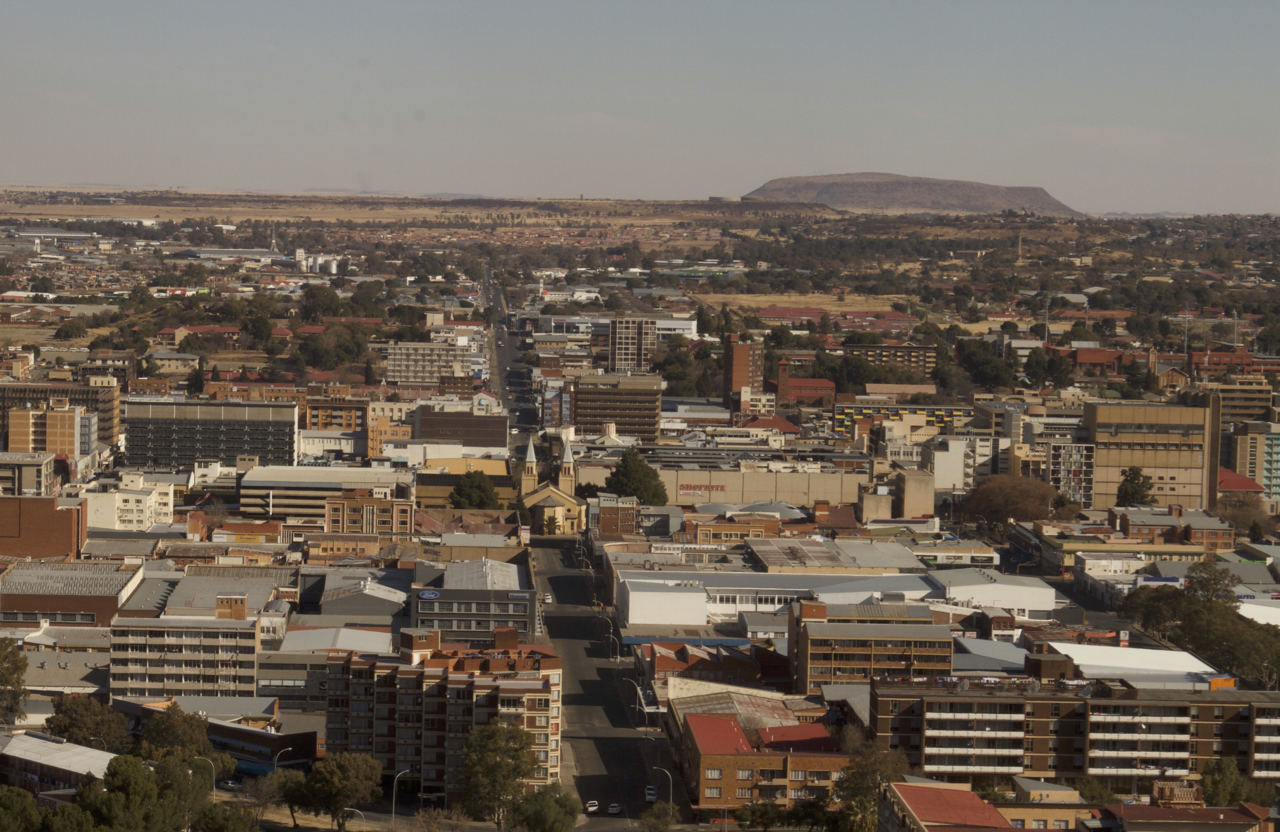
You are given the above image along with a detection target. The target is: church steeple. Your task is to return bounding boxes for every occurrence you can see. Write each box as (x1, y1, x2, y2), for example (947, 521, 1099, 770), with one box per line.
(520, 436, 538, 494)
(558, 439, 576, 496)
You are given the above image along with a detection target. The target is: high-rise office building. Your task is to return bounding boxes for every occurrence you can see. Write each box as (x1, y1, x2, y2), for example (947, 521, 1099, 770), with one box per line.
(123, 399, 299, 468)
(8, 401, 97, 456)
(607, 317, 657, 373)
(1084, 401, 1218, 510)
(571, 374, 663, 442)
(722, 333, 763, 407)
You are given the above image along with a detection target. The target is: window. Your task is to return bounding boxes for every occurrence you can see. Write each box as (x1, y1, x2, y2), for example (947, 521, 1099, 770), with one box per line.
(789, 771, 805, 781)
(705, 769, 722, 780)
(1009, 822, 1025, 830)
(1053, 823, 1069, 830)
(737, 788, 752, 799)
(1032, 822, 1047, 830)
(704, 787, 721, 799)
(737, 770, 752, 780)
(789, 789, 805, 800)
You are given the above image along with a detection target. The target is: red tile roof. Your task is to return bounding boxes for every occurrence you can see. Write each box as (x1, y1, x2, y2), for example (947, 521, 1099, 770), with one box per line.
(756, 723, 836, 753)
(685, 713, 753, 755)
(893, 785, 1010, 829)
(1219, 466, 1264, 493)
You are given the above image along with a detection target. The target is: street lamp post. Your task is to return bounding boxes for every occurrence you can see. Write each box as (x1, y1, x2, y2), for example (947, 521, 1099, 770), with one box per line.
(345, 808, 366, 829)
(623, 678, 646, 728)
(273, 746, 294, 771)
(605, 633, 620, 661)
(390, 769, 411, 832)
(652, 766, 673, 804)
(193, 757, 216, 793)
(88, 737, 105, 749)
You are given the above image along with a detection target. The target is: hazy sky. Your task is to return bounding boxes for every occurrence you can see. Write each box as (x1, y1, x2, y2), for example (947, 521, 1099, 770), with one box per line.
(4, 2, 1277, 214)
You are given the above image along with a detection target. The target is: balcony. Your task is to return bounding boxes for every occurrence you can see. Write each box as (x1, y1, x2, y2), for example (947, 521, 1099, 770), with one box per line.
(1089, 713, 1189, 724)
(1089, 749, 1190, 759)
(923, 764, 1022, 774)
(1088, 766, 1189, 777)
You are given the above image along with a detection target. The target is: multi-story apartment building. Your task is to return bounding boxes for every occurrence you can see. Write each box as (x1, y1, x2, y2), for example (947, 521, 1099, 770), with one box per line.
(842, 342, 937, 373)
(80, 350, 138, 387)
(0, 378, 120, 446)
(1231, 421, 1280, 507)
(1047, 442, 1096, 509)
(834, 402, 973, 439)
(65, 471, 174, 531)
(108, 614, 261, 698)
(571, 374, 663, 442)
(722, 333, 764, 408)
(1084, 401, 1218, 511)
(324, 628, 563, 803)
(8, 401, 97, 457)
(324, 487, 415, 539)
(607, 317, 657, 373)
(386, 340, 472, 385)
(680, 713, 846, 822)
(124, 400, 299, 467)
(0, 452, 57, 496)
(787, 602, 951, 693)
(866, 679, 1280, 794)
(1181, 375, 1273, 425)
(305, 396, 369, 432)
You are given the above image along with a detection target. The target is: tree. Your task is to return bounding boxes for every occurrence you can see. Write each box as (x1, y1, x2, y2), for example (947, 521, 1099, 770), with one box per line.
(834, 739, 909, 804)
(266, 768, 310, 828)
(136, 704, 233, 777)
(454, 722, 536, 828)
(1023, 347, 1049, 387)
(1119, 585, 1186, 641)
(1202, 757, 1248, 807)
(78, 755, 188, 832)
(1250, 520, 1267, 542)
(510, 782, 580, 832)
(186, 361, 206, 395)
(1073, 775, 1118, 804)
(0, 786, 42, 832)
(192, 803, 256, 832)
(305, 753, 383, 832)
(363, 359, 377, 384)
(603, 448, 668, 506)
(300, 285, 344, 321)
(735, 801, 784, 832)
(178, 334, 207, 355)
(637, 801, 680, 832)
(449, 470, 502, 510)
(0, 639, 27, 722)
(1216, 491, 1272, 539)
(45, 695, 129, 752)
(1184, 561, 1242, 608)
(959, 475, 1057, 524)
(1115, 466, 1153, 507)
(54, 319, 87, 341)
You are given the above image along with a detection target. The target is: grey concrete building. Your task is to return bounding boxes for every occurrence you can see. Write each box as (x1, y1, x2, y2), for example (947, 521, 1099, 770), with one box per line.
(411, 558, 540, 641)
(124, 399, 299, 468)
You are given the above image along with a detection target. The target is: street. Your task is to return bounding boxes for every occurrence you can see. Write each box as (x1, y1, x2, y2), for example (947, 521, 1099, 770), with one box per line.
(530, 542, 684, 829)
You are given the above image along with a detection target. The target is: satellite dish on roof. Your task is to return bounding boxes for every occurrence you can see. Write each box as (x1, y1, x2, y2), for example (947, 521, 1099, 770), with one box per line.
(1030, 680, 1041, 694)
(1081, 684, 1094, 698)
(958, 679, 969, 692)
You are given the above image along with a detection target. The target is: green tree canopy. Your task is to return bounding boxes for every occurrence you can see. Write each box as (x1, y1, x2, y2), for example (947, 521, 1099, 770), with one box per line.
(265, 768, 310, 828)
(0, 638, 28, 722)
(455, 722, 537, 828)
(603, 448, 668, 506)
(449, 470, 502, 510)
(833, 739, 909, 804)
(959, 475, 1057, 524)
(45, 695, 129, 753)
(1115, 466, 1154, 507)
(509, 782, 580, 832)
(304, 753, 383, 832)
(1072, 775, 1118, 805)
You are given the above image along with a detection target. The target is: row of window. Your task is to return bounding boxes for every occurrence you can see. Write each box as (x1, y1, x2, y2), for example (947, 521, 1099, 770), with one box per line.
(417, 601, 530, 614)
(705, 768, 831, 781)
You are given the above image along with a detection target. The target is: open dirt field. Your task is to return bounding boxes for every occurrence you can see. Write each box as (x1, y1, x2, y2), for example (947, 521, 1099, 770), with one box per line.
(694, 292, 916, 312)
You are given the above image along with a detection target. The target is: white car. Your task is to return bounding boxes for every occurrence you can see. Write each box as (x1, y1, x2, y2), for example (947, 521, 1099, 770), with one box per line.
(645, 786, 657, 803)
(585, 801, 599, 814)
(607, 804, 622, 815)
(543, 592, 553, 604)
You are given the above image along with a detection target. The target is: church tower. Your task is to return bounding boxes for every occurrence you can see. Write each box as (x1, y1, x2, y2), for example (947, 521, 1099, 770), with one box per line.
(558, 440, 576, 496)
(520, 436, 538, 495)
